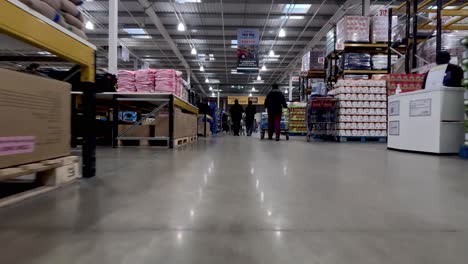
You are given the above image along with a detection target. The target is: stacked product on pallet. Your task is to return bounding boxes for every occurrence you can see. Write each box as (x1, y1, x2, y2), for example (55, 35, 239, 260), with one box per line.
(329, 79, 388, 141)
(372, 54, 398, 70)
(288, 102, 307, 134)
(20, 0, 87, 39)
(116, 69, 185, 97)
(336, 16, 370, 48)
(341, 53, 371, 70)
(302, 50, 325, 71)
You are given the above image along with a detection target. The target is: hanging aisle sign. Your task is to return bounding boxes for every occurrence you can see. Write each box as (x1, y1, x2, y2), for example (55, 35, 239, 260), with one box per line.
(236, 29, 259, 72)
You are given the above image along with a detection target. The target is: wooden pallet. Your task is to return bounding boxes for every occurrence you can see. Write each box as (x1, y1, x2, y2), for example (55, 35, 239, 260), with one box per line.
(337, 136, 387, 143)
(0, 156, 80, 208)
(174, 136, 198, 147)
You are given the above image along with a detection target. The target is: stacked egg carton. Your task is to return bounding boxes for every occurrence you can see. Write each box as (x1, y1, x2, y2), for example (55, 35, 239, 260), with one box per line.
(329, 79, 387, 138)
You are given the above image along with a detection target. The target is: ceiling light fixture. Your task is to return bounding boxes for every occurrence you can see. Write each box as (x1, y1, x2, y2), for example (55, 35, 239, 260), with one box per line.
(251, 87, 256, 91)
(269, 50, 275, 57)
(261, 65, 267, 71)
(205, 78, 210, 83)
(257, 75, 261, 81)
(211, 92, 215, 97)
(249, 93, 252, 97)
(85, 21, 94, 30)
(279, 28, 286, 38)
(209, 86, 213, 91)
(123, 28, 146, 34)
(199, 65, 204, 71)
(191, 47, 197, 55)
(285, 89, 289, 94)
(177, 22, 186, 31)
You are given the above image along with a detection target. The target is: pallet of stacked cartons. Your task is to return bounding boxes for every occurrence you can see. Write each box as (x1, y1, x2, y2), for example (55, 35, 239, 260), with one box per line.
(329, 79, 388, 142)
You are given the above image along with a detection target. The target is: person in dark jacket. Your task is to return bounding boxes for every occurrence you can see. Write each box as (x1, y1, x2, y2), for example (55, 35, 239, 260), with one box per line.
(264, 84, 288, 141)
(245, 100, 257, 136)
(423, 51, 464, 88)
(229, 99, 244, 136)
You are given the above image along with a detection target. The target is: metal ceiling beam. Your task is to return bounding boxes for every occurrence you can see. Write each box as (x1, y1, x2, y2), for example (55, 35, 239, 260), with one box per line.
(136, 0, 206, 95)
(87, 34, 316, 42)
(86, 12, 333, 21)
(100, 25, 325, 32)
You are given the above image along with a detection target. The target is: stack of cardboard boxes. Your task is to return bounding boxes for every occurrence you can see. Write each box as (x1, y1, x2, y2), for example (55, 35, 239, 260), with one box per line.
(0, 69, 71, 169)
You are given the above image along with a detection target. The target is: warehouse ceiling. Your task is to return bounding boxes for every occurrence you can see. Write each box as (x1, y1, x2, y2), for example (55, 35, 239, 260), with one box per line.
(80, 0, 401, 95)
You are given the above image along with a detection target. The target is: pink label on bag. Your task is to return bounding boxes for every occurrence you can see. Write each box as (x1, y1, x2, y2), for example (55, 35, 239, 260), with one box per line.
(0, 136, 35, 156)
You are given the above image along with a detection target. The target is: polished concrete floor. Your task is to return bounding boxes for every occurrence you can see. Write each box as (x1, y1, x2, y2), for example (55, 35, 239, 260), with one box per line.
(1, 136, 468, 263)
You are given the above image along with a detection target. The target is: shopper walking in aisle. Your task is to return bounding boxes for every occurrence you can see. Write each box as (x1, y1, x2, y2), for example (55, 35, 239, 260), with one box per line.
(264, 84, 287, 141)
(245, 100, 257, 136)
(229, 99, 243, 136)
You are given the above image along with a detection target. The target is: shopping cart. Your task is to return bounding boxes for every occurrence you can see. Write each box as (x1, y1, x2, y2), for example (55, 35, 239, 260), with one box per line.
(306, 96, 337, 142)
(259, 109, 290, 140)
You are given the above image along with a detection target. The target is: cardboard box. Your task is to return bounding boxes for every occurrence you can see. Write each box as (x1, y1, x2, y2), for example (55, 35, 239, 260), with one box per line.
(155, 109, 197, 138)
(0, 69, 71, 169)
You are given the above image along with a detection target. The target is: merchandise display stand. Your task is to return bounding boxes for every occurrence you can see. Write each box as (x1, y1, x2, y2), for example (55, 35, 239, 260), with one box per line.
(99, 93, 198, 149)
(289, 103, 307, 135)
(0, 0, 97, 178)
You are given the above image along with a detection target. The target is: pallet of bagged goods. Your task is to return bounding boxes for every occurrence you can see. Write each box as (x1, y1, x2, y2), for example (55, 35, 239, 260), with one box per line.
(19, 0, 87, 39)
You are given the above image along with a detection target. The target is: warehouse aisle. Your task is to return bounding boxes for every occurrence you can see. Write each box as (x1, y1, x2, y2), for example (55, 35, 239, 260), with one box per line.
(1, 137, 468, 263)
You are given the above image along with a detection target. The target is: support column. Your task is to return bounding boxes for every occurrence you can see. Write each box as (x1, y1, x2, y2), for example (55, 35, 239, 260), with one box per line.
(436, 0, 442, 53)
(404, 0, 411, 73)
(362, 0, 370, 16)
(289, 73, 293, 102)
(411, 0, 418, 70)
(133, 59, 138, 70)
(108, 0, 118, 74)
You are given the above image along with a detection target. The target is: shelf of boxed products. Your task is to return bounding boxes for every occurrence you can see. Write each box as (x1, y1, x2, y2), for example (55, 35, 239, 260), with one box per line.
(288, 103, 307, 134)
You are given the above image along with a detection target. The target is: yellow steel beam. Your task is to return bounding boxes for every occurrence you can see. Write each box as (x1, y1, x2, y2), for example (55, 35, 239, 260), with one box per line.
(442, 0, 457, 8)
(174, 97, 198, 115)
(419, 24, 468, 30)
(444, 16, 465, 27)
(422, 9, 468, 16)
(394, 1, 468, 14)
(394, 2, 406, 12)
(0, 0, 95, 82)
(417, 0, 434, 11)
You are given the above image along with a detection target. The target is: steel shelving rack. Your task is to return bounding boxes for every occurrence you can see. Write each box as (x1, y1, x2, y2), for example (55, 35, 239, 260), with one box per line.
(0, 0, 97, 177)
(388, 0, 468, 74)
